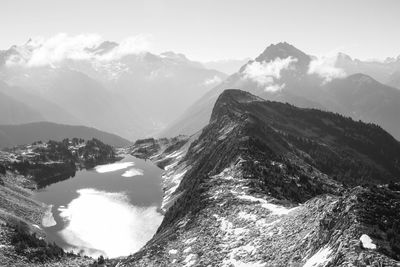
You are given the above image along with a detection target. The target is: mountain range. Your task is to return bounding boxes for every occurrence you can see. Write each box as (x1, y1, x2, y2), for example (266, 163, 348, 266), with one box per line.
(0, 121, 131, 148)
(0, 39, 227, 140)
(161, 42, 400, 140)
(3, 40, 400, 143)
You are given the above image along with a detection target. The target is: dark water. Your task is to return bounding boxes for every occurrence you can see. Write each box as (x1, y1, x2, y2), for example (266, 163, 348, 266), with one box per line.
(34, 155, 163, 258)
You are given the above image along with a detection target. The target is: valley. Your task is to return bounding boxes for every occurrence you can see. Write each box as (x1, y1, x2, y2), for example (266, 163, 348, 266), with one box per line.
(1, 89, 400, 266)
(2, 1, 400, 266)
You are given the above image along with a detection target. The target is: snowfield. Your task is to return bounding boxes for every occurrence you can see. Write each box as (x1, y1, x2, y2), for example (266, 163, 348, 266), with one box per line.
(95, 162, 134, 173)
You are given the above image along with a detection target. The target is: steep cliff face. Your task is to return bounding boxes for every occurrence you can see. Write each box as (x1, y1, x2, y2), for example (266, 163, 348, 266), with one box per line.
(123, 89, 400, 266)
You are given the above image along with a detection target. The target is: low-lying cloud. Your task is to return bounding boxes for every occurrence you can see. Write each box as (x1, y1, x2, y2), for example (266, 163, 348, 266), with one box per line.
(203, 75, 223, 86)
(242, 57, 297, 92)
(308, 55, 346, 83)
(6, 33, 152, 67)
(58, 188, 163, 258)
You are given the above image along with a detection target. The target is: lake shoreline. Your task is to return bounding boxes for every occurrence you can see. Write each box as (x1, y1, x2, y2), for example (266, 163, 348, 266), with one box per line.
(36, 154, 164, 258)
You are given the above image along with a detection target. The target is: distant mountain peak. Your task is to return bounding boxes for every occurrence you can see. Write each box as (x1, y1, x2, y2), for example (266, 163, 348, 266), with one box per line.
(160, 51, 188, 60)
(159, 51, 204, 68)
(337, 52, 353, 61)
(255, 42, 310, 64)
(86, 41, 118, 55)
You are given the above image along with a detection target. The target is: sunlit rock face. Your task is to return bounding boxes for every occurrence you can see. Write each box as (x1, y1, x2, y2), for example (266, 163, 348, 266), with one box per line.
(59, 188, 163, 258)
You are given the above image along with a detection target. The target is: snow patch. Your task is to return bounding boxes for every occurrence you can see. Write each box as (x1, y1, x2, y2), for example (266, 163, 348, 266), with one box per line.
(303, 246, 333, 267)
(32, 224, 41, 229)
(223, 254, 266, 267)
(183, 247, 192, 253)
(42, 205, 56, 227)
(360, 234, 376, 249)
(121, 168, 144, 177)
(237, 195, 297, 215)
(161, 166, 188, 211)
(95, 162, 134, 173)
(183, 253, 197, 267)
(184, 237, 197, 245)
(238, 211, 257, 221)
(168, 249, 178, 254)
(218, 124, 237, 140)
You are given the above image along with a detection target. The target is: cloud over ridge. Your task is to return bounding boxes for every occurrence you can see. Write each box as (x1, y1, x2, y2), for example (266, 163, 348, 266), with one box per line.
(308, 54, 346, 83)
(6, 33, 152, 67)
(242, 56, 297, 92)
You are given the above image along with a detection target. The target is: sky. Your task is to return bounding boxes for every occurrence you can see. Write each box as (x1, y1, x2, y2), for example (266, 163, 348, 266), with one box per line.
(1, 0, 400, 61)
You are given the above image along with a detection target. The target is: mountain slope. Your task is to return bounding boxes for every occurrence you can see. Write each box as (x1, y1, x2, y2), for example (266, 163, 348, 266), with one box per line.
(122, 89, 400, 266)
(335, 53, 400, 85)
(159, 42, 325, 138)
(203, 58, 251, 74)
(0, 40, 227, 139)
(0, 81, 80, 125)
(0, 121, 131, 148)
(387, 70, 400, 89)
(322, 73, 400, 139)
(161, 43, 400, 140)
(0, 90, 44, 125)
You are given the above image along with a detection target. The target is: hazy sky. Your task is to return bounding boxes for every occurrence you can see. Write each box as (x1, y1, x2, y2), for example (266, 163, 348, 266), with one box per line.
(1, 0, 399, 61)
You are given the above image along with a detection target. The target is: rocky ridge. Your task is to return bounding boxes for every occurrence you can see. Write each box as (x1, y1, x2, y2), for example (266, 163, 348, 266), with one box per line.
(121, 89, 400, 266)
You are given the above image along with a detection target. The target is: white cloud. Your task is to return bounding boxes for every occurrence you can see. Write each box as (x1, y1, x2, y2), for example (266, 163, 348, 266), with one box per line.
(203, 75, 223, 86)
(242, 57, 297, 92)
(27, 33, 102, 66)
(6, 33, 152, 67)
(98, 34, 153, 61)
(265, 83, 286, 92)
(308, 54, 346, 83)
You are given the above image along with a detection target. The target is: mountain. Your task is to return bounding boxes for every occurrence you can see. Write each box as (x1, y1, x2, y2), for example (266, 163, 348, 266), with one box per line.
(0, 121, 131, 148)
(0, 40, 227, 139)
(387, 71, 400, 89)
(203, 58, 251, 74)
(335, 53, 400, 85)
(161, 42, 400, 140)
(0, 80, 81, 125)
(0, 90, 44, 124)
(121, 89, 400, 266)
(321, 73, 400, 139)
(159, 42, 325, 138)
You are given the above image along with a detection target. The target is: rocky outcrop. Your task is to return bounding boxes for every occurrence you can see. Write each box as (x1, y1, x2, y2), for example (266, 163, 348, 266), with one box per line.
(120, 89, 400, 266)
